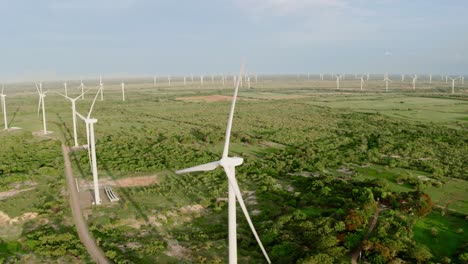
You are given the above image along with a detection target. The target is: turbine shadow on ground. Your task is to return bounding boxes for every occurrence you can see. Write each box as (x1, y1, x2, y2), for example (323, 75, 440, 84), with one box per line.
(56, 113, 87, 182)
(7, 106, 20, 127)
(102, 163, 150, 223)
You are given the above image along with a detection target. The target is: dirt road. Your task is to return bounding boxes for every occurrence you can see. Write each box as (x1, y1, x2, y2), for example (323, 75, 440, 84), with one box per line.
(350, 205, 383, 264)
(62, 145, 109, 264)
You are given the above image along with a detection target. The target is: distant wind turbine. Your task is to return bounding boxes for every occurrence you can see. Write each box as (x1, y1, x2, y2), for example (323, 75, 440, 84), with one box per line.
(448, 76, 460, 94)
(1, 85, 7, 130)
(384, 74, 392, 92)
(121, 81, 126, 101)
(334, 74, 342, 89)
(35, 82, 50, 134)
(99, 75, 104, 101)
(176, 62, 271, 264)
(79, 80, 86, 100)
(411, 75, 417, 90)
(360, 75, 365, 91)
(64, 81, 68, 97)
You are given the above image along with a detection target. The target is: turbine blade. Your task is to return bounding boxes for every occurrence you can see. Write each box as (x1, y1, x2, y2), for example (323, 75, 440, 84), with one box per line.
(222, 61, 245, 158)
(74, 87, 93, 100)
(176, 161, 220, 174)
(87, 87, 102, 118)
(223, 166, 271, 264)
(37, 96, 42, 114)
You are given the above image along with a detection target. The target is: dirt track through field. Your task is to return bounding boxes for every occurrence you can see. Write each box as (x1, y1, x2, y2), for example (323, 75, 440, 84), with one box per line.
(62, 145, 109, 264)
(350, 205, 383, 264)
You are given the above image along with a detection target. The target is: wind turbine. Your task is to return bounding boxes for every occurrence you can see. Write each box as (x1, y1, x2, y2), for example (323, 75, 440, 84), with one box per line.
(35, 82, 50, 134)
(448, 76, 460, 94)
(55, 89, 90, 147)
(76, 88, 103, 205)
(411, 75, 417, 90)
(200, 75, 204, 85)
(64, 81, 68, 97)
(168, 75, 171, 86)
(183, 76, 187, 86)
(366, 73, 370, 81)
(360, 75, 365, 91)
(334, 74, 342, 89)
(401, 74, 405, 82)
(429, 74, 432, 84)
(153, 76, 157, 87)
(320, 73, 324, 80)
(121, 81, 126, 101)
(79, 80, 85, 100)
(384, 74, 392, 92)
(99, 75, 104, 101)
(176, 63, 271, 264)
(1, 85, 7, 130)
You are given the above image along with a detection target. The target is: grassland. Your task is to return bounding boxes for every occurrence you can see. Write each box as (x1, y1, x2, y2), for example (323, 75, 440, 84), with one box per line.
(0, 76, 467, 263)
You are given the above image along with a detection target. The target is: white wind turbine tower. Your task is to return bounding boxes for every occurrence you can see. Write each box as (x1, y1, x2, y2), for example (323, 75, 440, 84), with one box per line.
(79, 80, 85, 99)
(255, 74, 258, 83)
(55, 89, 90, 147)
(320, 73, 324, 80)
(183, 76, 187, 86)
(35, 82, 50, 134)
(99, 75, 104, 101)
(401, 74, 405, 82)
(360, 75, 365, 91)
(411, 75, 417, 90)
(176, 63, 271, 264)
(200, 75, 204, 85)
(429, 74, 432, 84)
(64, 81, 68, 97)
(1, 85, 7, 130)
(168, 75, 171, 86)
(76, 88, 103, 205)
(121, 81, 126, 101)
(334, 74, 342, 89)
(448, 76, 459, 94)
(153, 76, 157, 87)
(384, 74, 392, 92)
(366, 73, 370, 81)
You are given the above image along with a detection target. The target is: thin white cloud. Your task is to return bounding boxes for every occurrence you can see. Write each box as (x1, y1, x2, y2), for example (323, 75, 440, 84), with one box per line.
(235, 0, 349, 16)
(48, 0, 139, 10)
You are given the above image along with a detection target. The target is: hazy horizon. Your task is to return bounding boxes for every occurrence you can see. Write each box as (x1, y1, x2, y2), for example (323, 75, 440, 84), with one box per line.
(1, 0, 467, 82)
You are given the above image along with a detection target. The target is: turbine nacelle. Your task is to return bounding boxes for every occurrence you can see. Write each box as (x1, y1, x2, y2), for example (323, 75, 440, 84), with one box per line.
(220, 157, 244, 168)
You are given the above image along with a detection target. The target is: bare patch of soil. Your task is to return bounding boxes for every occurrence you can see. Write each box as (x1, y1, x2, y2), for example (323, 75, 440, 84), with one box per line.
(79, 175, 160, 190)
(0, 211, 38, 226)
(166, 239, 192, 260)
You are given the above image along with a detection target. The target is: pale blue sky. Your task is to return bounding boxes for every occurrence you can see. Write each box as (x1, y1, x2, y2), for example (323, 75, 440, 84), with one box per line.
(0, 0, 467, 81)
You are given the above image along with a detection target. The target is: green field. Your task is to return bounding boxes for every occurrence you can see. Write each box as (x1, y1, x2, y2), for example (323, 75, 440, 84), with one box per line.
(0, 77, 467, 263)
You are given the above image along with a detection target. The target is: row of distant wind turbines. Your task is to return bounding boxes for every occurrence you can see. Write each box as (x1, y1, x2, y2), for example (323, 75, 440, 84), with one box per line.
(326, 73, 465, 93)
